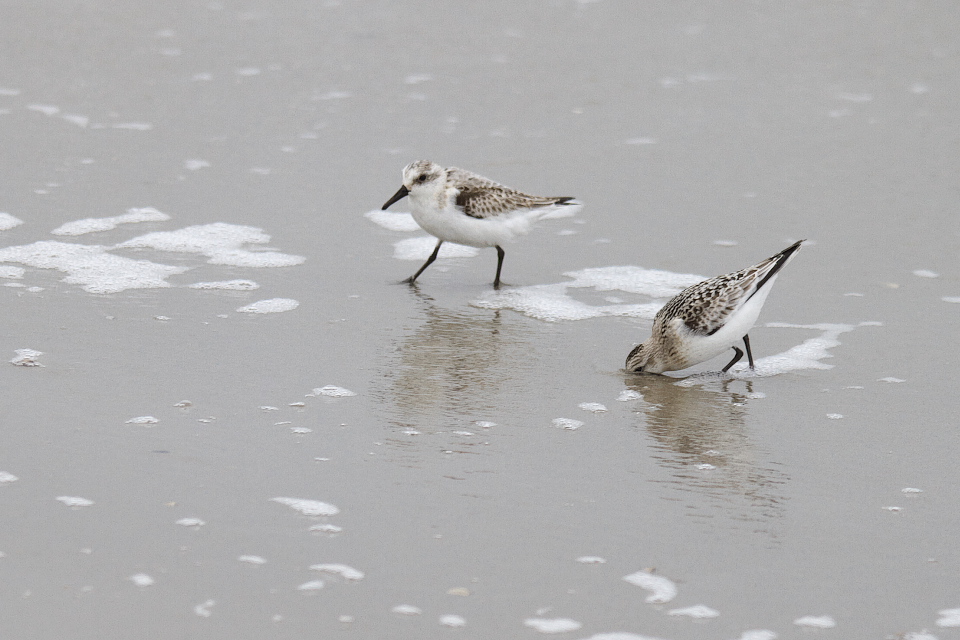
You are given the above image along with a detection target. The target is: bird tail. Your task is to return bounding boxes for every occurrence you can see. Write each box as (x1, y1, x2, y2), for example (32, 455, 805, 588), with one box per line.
(749, 240, 805, 298)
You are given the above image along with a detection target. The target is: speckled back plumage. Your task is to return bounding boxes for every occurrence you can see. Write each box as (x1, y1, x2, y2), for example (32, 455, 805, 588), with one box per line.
(446, 167, 574, 219)
(653, 240, 803, 337)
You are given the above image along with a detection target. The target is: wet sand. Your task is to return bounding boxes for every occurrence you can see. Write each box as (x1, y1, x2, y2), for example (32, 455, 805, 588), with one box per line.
(1, 2, 959, 639)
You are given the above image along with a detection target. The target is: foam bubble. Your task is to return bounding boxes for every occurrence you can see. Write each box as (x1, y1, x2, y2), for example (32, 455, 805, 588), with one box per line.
(0, 213, 23, 231)
(194, 599, 215, 617)
(937, 608, 960, 627)
(28, 104, 59, 116)
(309, 524, 343, 533)
(126, 416, 159, 425)
(878, 377, 906, 383)
(308, 385, 357, 397)
(575, 635, 664, 640)
(902, 487, 924, 494)
(364, 210, 421, 232)
(0, 241, 187, 293)
(942, 297, 960, 304)
(237, 298, 299, 314)
(129, 573, 155, 586)
(297, 579, 324, 591)
(238, 555, 266, 564)
(51, 207, 171, 236)
(394, 237, 479, 260)
(56, 496, 94, 507)
(116, 223, 305, 268)
(391, 604, 422, 615)
(735, 632, 778, 640)
(0, 471, 19, 483)
(826, 413, 844, 420)
(524, 618, 582, 633)
(622, 570, 677, 603)
(912, 269, 939, 278)
(176, 517, 205, 527)
(184, 159, 210, 171)
(793, 615, 836, 628)
(617, 390, 643, 401)
(271, 497, 339, 516)
(0, 266, 24, 278)
(575, 556, 606, 564)
(473, 266, 702, 322)
(439, 614, 466, 627)
(188, 279, 259, 290)
(309, 563, 364, 580)
(552, 418, 583, 430)
(667, 604, 719, 618)
(578, 402, 607, 413)
(10, 348, 43, 366)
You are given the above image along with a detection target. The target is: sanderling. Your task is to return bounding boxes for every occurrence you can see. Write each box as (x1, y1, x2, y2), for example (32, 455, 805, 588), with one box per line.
(626, 240, 804, 374)
(381, 160, 579, 288)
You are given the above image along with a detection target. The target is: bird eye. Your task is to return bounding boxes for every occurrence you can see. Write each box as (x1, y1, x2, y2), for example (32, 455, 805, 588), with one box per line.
(416, 174, 427, 183)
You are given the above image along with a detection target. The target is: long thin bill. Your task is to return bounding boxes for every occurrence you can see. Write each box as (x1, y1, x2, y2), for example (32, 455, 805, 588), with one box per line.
(381, 185, 410, 209)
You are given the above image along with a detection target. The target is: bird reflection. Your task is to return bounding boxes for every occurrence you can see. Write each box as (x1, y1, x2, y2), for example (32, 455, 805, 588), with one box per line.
(373, 289, 535, 436)
(624, 373, 788, 533)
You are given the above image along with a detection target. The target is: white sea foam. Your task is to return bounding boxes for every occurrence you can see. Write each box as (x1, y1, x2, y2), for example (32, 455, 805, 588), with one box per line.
(0, 241, 187, 293)
(188, 279, 259, 290)
(0, 471, 19, 483)
(0, 213, 23, 231)
(878, 377, 905, 383)
(10, 349, 43, 366)
(271, 497, 340, 516)
(176, 517, 205, 527)
(309, 563, 364, 580)
(194, 599, 215, 617)
(116, 223, 305, 268)
(51, 207, 170, 236)
(552, 418, 583, 430)
(524, 618, 583, 633)
(0, 266, 24, 278)
(439, 614, 466, 627)
(667, 604, 719, 618)
(57, 496, 94, 507)
(617, 390, 643, 401)
(673, 322, 873, 381)
(61, 114, 89, 127)
(902, 487, 924, 494)
(0, 87, 20, 96)
(942, 297, 960, 304)
(391, 604, 422, 615)
(937, 608, 960, 627)
(575, 634, 665, 640)
(393, 237, 480, 260)
(238, 555, 266, 564)
(237, 298, 299, 313)
(622, 570, 677, 603)
(129, 573, 155, 586)
(912, 269, 939, 278)
(297, 579, 325, 591)
(126, 416, 159, 425)
(309, 524, 343, 533)
(308, 385, 357, 397)
(185, 159, 210, 171)
(578, 402, 607, 413)
(473, 266, 702, 322)
(364, 210, 421, 232)
(576, 556, 606, 564)
(28, 104, 59, 116)
(793, 615, 836, 628)
(735, 631, 778, 640)
(112, 122, 153, 130)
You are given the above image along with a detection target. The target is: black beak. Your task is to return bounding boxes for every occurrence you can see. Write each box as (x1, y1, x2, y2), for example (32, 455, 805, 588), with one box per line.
(381, 185, 410, 210)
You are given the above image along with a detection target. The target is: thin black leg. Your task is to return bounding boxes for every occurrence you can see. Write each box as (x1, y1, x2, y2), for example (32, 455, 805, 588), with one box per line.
(493, 245, 506, 289)
(403, 240, 442, 284)
(743, 334, 756, 370)
(721, 346, 744, 373)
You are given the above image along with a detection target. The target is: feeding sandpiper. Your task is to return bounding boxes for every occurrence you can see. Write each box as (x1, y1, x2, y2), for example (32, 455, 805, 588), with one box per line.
(626, 240, 804, 374)
(381, 160, 579, 288)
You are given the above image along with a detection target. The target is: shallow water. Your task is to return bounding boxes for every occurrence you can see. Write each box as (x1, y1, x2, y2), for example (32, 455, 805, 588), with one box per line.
(1, 1, 959, 639)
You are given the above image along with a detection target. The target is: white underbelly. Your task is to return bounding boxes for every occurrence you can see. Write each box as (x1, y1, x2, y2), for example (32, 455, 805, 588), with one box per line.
(410, 202, 537, 248)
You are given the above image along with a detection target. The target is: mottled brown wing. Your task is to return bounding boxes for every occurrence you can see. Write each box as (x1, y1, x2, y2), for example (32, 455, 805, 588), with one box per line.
(448, 167, 573, 219)
(656, 269, 757, 336)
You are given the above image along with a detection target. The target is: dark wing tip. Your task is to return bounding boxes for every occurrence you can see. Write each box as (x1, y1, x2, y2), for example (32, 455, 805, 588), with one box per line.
(555, 197, 577, 205)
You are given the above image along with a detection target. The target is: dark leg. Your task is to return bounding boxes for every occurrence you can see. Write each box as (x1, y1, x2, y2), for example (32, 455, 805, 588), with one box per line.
(742, 334, 755, 369)
(403, 240, 442, 284)
(721, 346, 744, 373)
(493, 245, 506, 289)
